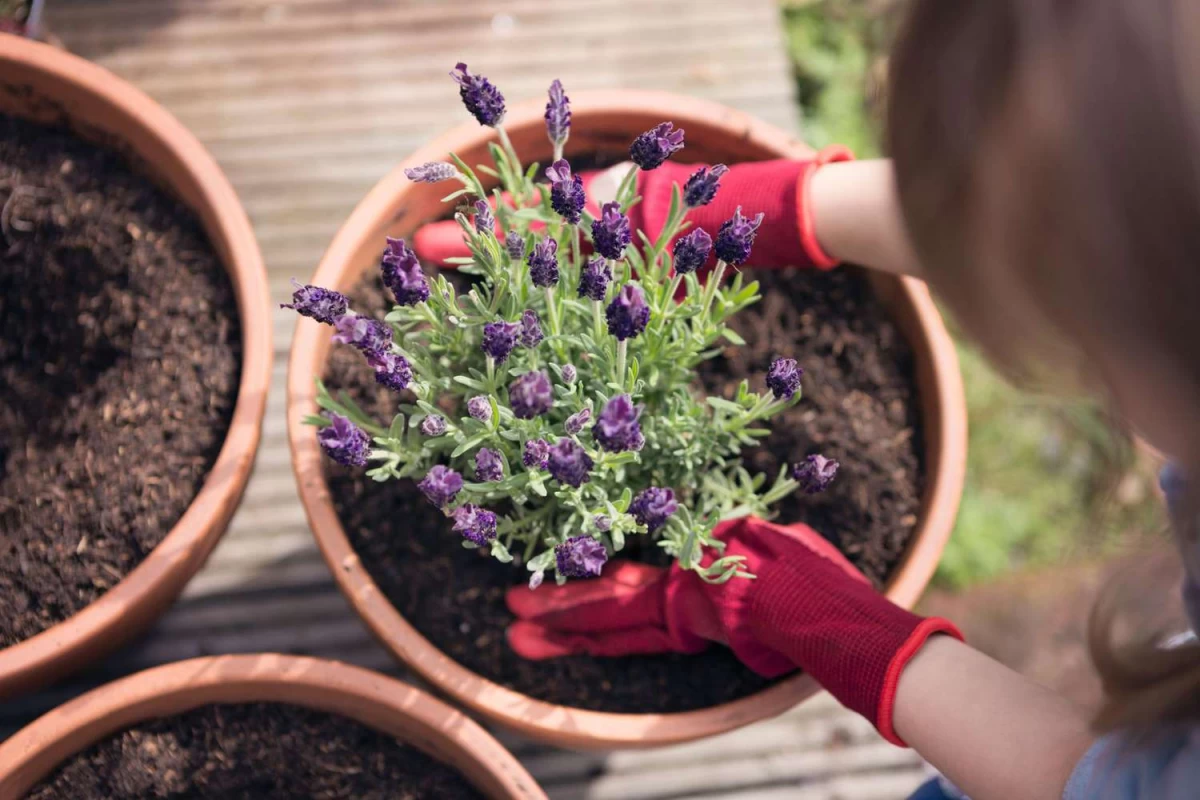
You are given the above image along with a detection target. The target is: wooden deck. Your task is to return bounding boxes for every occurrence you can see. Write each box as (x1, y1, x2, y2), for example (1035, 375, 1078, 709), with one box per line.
(3, 2, 927, 796)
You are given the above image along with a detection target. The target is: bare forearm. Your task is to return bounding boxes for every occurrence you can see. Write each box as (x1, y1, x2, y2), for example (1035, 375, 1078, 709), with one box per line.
(809, 158, 922, 277)
(894, 636, 1094, 800)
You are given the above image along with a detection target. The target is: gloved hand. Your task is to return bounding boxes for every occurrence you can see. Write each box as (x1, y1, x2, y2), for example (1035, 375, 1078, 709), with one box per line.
(506, 516, 961, 746)
(413, 147, 854, 272)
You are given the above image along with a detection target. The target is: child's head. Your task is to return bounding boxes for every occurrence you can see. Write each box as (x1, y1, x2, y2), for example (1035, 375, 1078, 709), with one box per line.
(888, 0, 1200, 730)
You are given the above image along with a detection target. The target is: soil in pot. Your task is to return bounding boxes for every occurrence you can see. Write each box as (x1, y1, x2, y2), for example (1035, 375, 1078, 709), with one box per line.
(0, 114, 240, 647)
(26, 702, 483, 799)
(322, 264, 923, 713)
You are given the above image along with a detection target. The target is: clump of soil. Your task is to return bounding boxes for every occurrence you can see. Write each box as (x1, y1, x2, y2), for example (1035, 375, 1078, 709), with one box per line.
(322, 265, 924, 713)
(0, 113, 241, 647)
(27, 703, 483, 800)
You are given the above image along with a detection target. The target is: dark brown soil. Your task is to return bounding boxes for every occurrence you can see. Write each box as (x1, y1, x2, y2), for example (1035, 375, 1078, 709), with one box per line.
(0, 114, 240, 647)
(323, 265, 923, 713)
(26, 702, 484, 800)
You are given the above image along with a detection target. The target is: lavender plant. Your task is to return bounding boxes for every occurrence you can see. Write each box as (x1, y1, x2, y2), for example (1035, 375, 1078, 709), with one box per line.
(287, 66, 838, 587)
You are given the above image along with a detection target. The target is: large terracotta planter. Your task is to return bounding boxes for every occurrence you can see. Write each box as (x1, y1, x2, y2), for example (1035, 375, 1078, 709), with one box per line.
(0, 654, 545, 799)
(289, 91, 967, 749)
(0, 37, 271, 697)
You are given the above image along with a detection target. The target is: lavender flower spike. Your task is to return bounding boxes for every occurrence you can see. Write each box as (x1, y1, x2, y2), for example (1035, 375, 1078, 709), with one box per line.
(606, 284, 650, 341)
(564, 408, 591, 435)
(281, 279, 347, 325)
(523, 438, 550, 469)
(527, 237, 560, 288)
(404, 161, 458, 184)
(474, 447, 505, 482)
(577, 257, 612, 301)
(481, 320, 521, 363)
(793, 454, 840, 494)
(630, 487, 678, 533)
(715, 206, 766, 266)
(591, 202, 631, 261)
(467, 396, 492, 422)
(683, 164, 729, 207)
(593, 394, 645, 452)
(629, 122, 685, 170)
(546, 438, 593, 487)
(561, 364, 577, 384)
(420, 414, 447, 437)
(546, 160, 586, 224)
(519, 309, 544, 348)
(453, 504, 498, 546)
(366, 350, 412, 392)
(672, 228, 713, 275)
(317, 413, 371, 467)
(505, 231, 525, 260)
(545, 79, 571, 146)
(473, 199, 495, 236)
(556, 536, 608, 579)
(508, 370, 553, 420)
(333, 314, 392, 355)
(766, 357, 803, 400)
(450, 62, 505, 127)
(418, 465, 463, 508)
(381, 237, 429, 306)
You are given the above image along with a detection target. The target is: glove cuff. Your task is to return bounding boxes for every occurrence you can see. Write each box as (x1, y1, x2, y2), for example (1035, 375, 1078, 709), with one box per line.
(798, 145, 855, 270)
(876, 616, 964, 746)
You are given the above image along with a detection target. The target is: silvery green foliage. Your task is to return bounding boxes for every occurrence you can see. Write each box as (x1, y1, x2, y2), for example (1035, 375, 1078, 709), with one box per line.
(306, 75, 803, 586)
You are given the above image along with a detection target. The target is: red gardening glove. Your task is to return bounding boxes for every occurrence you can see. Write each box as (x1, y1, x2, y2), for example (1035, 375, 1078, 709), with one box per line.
(506, 516, 961, 746)
(412, 147, 854, 273)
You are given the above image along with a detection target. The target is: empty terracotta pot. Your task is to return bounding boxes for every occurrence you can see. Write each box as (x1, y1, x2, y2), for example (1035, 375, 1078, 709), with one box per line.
(0, 36, 271, 697)
(288, 90, 967, 749)
(0, 654, 545, 799)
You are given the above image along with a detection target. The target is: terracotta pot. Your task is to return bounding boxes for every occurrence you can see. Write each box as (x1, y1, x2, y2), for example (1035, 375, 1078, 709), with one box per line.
(288, 91, 968, 749)
(0, 37, 271, 697)
(0, 654, 546, 799)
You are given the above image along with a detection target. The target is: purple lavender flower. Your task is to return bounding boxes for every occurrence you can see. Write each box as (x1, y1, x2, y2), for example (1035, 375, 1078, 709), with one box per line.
(792, 454, 840, 494)
(561, 364, 577, 384)
(467, 396, 492, 422)
(546, 438, 593, 487)
(453, 504, 498, 546)
(381, 237, 430, 306)
(577, 257, 612, 302)
(527, 237, 560, 288)
(317, 413, 371, 467)
(333, 314, 392, 355)
(450, 62, 505, 127)
(593, 514, 612, 532)
(564, 408, 592, 435)
(366, 350, 412, 392)
(404, 162, 457, 184)
(523, 438, 550, 469)
(474, 447, 505, 482)
(593, 394, 644, 452)
(420, 414, 447, 437)
(419, 465, 463, 508)
(473, 199, 495, 236)
(630, 487, 678, 533)
(766, 357, 803, 400)
(683, 164, 729, 207)
(505, 231, 525, 260)
(714, 206, 765, 266)
(555, 536, 608, 578)
(546, 160, 585, 224)
(481, 320, 521, 363)
(519, 309, 544, 348)
(629, 122, 685, 170)
(606, 284, 650, 341)
(591, 202, 631, 261)
(281, 279, 348, 325)
(545, 79, 571, 146)
(672, 228, 713, 275)
(508, 370, 553, 420)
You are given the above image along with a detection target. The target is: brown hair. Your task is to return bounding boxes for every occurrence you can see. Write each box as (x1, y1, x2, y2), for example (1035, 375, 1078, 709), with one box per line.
(888, 0, 1200, 732)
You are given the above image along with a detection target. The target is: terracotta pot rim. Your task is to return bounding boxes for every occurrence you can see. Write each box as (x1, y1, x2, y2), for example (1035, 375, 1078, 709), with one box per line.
(0, 37, 272, 696)
(288, 89, 967, 749)
(0, 654, 546, 799)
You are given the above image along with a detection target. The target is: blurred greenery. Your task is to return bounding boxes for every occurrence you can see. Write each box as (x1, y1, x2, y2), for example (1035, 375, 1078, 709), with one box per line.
(781, 0, 1163, 588)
